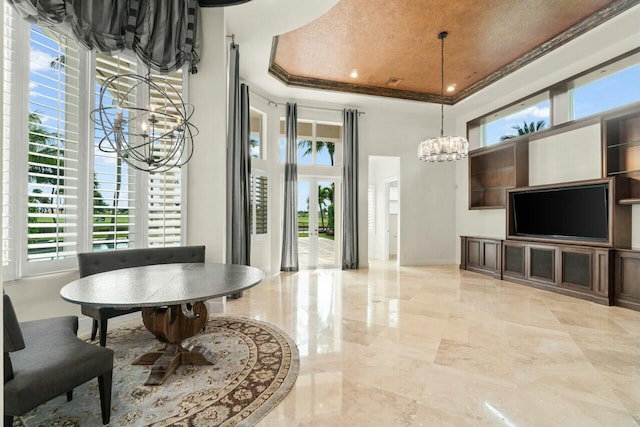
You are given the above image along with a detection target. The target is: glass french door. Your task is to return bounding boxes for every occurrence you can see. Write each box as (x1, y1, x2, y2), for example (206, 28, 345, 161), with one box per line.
(297, 177, 341, 268)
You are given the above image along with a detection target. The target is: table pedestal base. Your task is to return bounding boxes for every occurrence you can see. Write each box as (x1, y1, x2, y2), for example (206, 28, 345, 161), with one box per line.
(135, 302, 212, 385)
(132, 340, 217, 385)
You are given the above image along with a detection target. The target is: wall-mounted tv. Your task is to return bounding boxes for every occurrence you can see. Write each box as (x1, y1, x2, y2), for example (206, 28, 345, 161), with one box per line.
(509, 183, 609, 243)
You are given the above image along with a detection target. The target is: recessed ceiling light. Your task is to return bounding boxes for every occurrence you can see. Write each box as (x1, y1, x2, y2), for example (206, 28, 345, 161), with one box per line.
(447, 84, 456, 92)
(350, 70, 358, 78)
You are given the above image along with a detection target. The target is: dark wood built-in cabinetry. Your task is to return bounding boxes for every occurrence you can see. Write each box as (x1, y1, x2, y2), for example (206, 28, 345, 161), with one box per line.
(614, 250, 640, 311)
(460, 237, 501, 278)
(461, 106, 640, 310)
(468, 139, 528, 209)
(501, 240, 613, 305)
(603, 109, 640, 204)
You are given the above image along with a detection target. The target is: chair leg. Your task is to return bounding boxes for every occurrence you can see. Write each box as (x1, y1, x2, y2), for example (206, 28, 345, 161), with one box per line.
(90, 319, 99, 341)
(5, 414, 13, 426)
(99, 319, 108, 347)
(98, 370, 112, 425)
(67, 390, 73, 401)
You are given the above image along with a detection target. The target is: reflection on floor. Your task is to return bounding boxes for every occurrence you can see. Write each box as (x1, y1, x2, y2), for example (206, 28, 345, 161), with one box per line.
(297, 236, 338, 267)
(224, 262, 640, 427)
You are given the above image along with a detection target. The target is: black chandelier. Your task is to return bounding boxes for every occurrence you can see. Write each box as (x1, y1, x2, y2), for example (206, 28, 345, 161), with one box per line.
(91, 72, 198, 173)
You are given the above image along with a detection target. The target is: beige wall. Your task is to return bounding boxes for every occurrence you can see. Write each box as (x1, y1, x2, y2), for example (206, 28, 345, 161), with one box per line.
(187, 8, 228, 263)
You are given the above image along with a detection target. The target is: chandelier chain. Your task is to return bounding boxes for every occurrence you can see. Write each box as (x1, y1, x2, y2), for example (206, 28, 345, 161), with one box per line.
(440, 32, 444, 137)
(417, 31, 469, 162)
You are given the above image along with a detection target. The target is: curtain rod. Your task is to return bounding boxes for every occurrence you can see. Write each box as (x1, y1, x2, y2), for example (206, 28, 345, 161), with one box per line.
(249, 89, 365, 115)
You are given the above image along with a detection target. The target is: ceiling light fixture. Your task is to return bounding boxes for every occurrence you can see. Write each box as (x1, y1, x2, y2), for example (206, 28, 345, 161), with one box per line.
(418, 32, 469, 162)
(91, 74, 198, 173)
(90, 3, 198, 173)
(350, 70, 358, 78)
(447, 84, 456, 92)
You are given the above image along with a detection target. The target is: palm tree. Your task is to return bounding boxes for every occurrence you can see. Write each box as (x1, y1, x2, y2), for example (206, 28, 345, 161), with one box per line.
(28, 112, 62, 213)
(297, 140, 336, 165)
(500, 120, 546, 141)
(317, 185, 333, 230)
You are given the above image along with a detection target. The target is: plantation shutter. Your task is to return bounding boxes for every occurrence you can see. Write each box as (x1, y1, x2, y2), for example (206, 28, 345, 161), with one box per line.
(2, 3, 18, 276)
(147, 71, 185, 246)
(251, 173, 268, 236)
(25, 25, 80, 268)
(92, 53, 137, 251)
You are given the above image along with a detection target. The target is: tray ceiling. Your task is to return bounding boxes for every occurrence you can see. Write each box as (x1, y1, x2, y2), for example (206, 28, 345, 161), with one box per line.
(269, 0, 637, 104)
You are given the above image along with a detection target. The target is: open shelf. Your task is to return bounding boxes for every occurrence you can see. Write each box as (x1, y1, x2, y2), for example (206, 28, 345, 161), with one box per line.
(603, 110, 640, 180)
(619, 198, 640, 205)
(468, 139, 528, 209)
(607, 139, 640, 149)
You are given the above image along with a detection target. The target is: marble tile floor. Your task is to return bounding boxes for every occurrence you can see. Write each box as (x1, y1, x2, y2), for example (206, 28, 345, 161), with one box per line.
(223, 262, 640, 427)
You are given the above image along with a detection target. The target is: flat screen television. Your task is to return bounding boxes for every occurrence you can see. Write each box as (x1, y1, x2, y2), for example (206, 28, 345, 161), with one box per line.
(509, 183, 609, 242)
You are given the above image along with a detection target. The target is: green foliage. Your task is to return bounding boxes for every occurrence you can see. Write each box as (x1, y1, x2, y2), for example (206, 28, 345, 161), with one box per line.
(499, 120, 546, 141)
(297, 139, 336, 165)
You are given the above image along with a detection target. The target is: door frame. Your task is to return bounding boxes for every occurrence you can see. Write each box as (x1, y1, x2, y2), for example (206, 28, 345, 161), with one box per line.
(384, 176, 399, 262)
(298, 176, 342, 269)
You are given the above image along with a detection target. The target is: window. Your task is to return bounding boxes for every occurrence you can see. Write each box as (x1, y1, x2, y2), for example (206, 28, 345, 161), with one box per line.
(146, 71, 185, 247)
(249, 107, 265, 159)
(93, 53, 137, 251)
(470, 52, 640, 148)
(2, 9, 187, 278)
(483, 93, 550, 146)
(367, 185, 375, 234)
(2, 4, 18, 269)
(279, 119, 342, 166)
(250, 173, 268, 236)
(25, 25, 81, 272)
(570, 53, 640, 120)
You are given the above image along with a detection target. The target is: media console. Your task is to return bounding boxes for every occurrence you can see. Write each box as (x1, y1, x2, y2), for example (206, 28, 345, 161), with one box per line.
(460, 178, 637, 309)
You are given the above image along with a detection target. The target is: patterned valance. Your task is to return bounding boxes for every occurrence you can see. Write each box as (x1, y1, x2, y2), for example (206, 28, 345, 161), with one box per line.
(8, 0, 199, 74)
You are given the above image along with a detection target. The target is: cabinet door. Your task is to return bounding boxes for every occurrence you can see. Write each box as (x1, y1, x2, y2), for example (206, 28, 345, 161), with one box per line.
(593, 249, 613, 300)
(615, 251, 640, 310)
(560, 247, 592, 290)
(466, 239, 482, 268)
(503, 242, 526, 278)
(482, 240, 501, 272)
(528, 245, 556, 284)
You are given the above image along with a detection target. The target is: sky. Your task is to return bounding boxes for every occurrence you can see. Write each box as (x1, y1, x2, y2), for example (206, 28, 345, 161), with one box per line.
(485, 65, 640, 145)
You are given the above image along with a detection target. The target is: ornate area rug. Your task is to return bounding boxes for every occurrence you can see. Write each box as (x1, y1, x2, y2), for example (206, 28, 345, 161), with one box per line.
(15, 316, 299, 427)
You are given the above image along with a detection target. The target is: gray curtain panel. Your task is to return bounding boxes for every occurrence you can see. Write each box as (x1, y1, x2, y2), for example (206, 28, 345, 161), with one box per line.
(226, 43, 251, 266)
(280, 103, 299, 272)
(8, 0, 199, 74)
(226, 43, 251, 299)
(342, 109, 359, 270)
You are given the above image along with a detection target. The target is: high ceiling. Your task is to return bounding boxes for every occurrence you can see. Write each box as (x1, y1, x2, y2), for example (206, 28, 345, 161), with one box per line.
(268, 0, 636, 104)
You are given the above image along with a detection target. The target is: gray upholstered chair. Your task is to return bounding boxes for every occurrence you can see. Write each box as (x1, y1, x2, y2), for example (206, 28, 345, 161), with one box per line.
(3, 294, 114, 425)
(77, 245, 206, 346)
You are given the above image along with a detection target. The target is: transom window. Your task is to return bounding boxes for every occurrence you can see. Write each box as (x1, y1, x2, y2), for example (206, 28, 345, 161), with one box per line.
(472, 51, 639, 148)
(249, 108, 266, 159)
(482, 93, 550, 146)
(570, 53, 640, 120)
(279, 119, 342, 166)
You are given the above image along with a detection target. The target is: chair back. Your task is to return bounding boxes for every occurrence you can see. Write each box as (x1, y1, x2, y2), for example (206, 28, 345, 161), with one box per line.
(3, 295, 24, 353)
(77, 245, 206, 277)
(4, 294, 25, 383)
